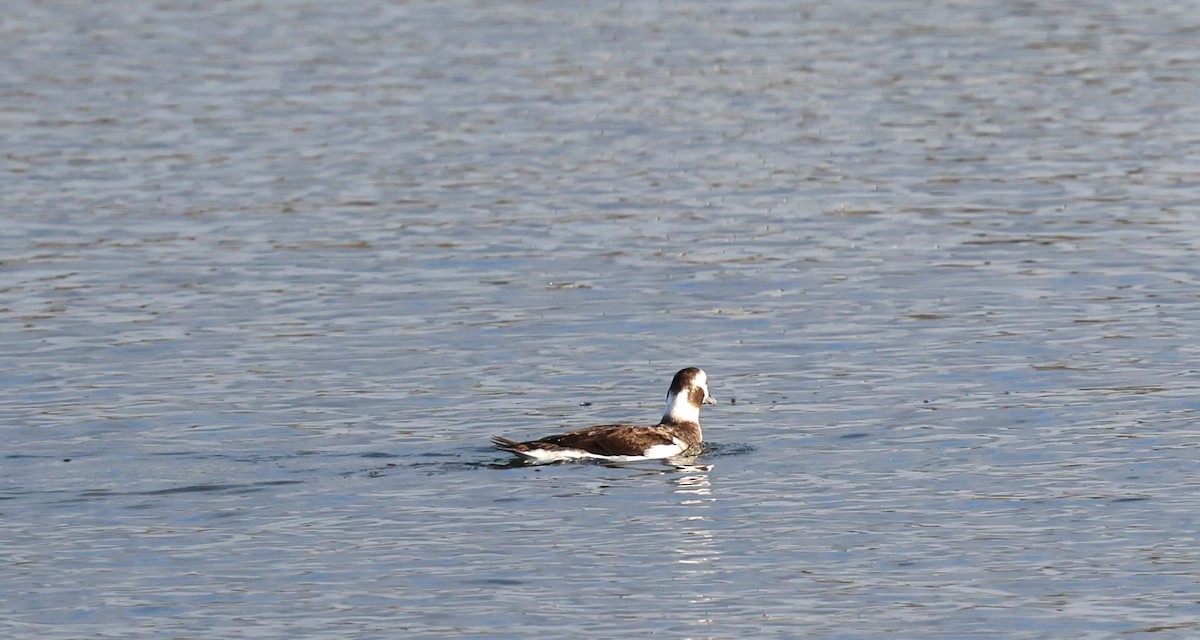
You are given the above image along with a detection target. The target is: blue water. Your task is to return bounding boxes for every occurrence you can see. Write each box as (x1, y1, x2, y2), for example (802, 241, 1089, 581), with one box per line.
(4, 0, 1200, 638)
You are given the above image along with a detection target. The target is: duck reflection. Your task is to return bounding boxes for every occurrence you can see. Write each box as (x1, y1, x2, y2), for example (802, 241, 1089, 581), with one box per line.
(669, 464, 720, 569)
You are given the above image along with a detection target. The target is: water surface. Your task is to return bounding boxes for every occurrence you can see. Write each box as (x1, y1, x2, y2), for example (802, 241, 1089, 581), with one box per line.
(4, 1, 1200, 638)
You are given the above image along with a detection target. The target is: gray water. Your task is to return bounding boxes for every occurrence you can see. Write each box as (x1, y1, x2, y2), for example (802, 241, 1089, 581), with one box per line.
(4, 0, 1200, 637)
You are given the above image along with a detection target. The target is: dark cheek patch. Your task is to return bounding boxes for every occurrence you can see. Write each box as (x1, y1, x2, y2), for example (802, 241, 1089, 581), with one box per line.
(689, 387, 706, 406)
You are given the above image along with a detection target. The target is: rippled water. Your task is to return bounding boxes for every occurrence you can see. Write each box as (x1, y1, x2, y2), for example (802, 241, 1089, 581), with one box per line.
(4, 0, 1200, 638)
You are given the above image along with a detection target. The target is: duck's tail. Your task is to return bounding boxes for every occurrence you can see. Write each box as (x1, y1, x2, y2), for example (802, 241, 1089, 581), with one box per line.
(491, 435, 524, 453)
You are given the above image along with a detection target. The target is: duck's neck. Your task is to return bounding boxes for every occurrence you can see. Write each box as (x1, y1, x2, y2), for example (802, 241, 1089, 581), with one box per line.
(661, 390, 700, 425)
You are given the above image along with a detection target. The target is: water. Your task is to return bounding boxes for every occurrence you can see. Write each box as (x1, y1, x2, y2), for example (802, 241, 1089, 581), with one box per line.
(4, 0, 1200, 637)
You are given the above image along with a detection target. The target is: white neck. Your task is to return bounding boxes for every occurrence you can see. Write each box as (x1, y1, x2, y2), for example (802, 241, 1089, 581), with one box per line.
(662, 390, 700, 424)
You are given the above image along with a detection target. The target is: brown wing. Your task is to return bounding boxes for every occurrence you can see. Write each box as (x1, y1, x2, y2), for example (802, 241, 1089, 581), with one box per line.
(533, 424, 675, 457)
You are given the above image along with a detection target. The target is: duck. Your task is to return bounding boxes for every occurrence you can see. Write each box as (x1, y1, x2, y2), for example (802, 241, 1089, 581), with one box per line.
(492, 367, 716, 464)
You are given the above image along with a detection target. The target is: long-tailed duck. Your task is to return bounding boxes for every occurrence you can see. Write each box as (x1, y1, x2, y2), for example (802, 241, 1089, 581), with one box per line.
(492, 367, 716, 464)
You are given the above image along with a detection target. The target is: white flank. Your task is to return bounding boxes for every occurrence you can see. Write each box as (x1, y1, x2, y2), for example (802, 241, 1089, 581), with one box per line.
(640, 442, 686, 459)
(514, 441, 685, 465)
(513, 448, 593, 464)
